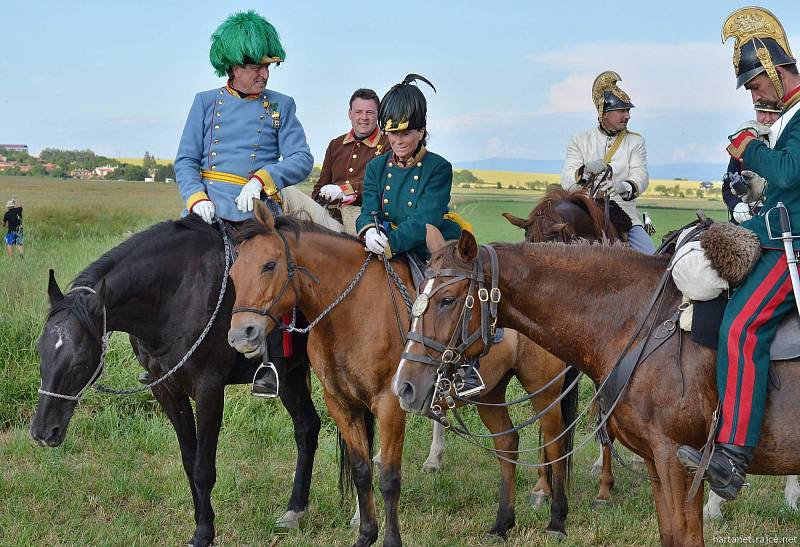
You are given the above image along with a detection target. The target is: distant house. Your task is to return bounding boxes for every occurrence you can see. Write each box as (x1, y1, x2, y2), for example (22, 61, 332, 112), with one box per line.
(0, 144, 29, 153)
(94, 165, 116, 178)
(699, 181, 714, 190)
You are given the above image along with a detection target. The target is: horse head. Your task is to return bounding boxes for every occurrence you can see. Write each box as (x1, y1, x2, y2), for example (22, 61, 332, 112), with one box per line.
(30, 270, 107, 447)
(227, 199, 299, 359)
(393, 226, 489, 416)
(503, 186, 617, 243)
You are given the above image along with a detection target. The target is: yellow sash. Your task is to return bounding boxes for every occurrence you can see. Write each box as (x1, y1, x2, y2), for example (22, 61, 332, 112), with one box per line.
(201, 169, 249, 185)
(603, 130, 627, 163)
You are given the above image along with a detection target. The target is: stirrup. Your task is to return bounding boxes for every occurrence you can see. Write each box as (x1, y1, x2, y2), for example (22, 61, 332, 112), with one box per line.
(251, 362, 280, 399)
(454, 366, 485, 398)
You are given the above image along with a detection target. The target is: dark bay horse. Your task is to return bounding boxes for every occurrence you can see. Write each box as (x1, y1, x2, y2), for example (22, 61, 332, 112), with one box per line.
(227, 201, 576, 544)
(29, 216, 321, 547)
(502, 186, 621, 243)
(395, 227, 800, 546)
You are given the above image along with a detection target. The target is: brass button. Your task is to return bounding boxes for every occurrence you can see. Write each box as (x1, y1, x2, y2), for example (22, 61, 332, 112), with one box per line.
(257, 129, 262, 133)
(218, 100, 223, 105)
(387, 173, 392, 178)
(417, 162, 422, 167)
(219, 90, 224, 95)
(383, 198, 389, 204)
(345, 180, 350, 184)
(253, 144, 259, 148)
(211, 151, 217, 157)
(209, 181, 214, 185)
(410, 188, 415, 193)
(348, 167, 354, 173)
(260, 115, 265, 120)
(216, 112, 221, 117)
(384, 212, 389, 217)
(407, 201, 413, 207)
(388, 162, 393, 167)
(250, 153, 256, 158)
(385, 185, 391, 190)
(211, 165, 217, 170)
(213, 139, 219, 144)
(352, 154, 358, 159)
(413, 175, 419, 180)
(214, 124, 220, 129)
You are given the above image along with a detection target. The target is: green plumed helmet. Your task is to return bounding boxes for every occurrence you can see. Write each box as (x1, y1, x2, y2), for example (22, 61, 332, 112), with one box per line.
(209, 11, 286, 77)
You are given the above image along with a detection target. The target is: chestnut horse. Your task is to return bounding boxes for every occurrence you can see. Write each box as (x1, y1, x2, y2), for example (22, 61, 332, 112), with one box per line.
(227, 201, 576, 545)
(394, 228, 800, 546)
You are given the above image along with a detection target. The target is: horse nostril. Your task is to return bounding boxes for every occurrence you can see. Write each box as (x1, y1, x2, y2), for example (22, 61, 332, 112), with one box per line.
(398, 382, 416, 404)
(49, 425, 61, 443)
(244, 325, 259, 342)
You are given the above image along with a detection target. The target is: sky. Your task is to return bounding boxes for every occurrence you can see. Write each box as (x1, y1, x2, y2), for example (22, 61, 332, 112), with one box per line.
(1, 0, 798, 166)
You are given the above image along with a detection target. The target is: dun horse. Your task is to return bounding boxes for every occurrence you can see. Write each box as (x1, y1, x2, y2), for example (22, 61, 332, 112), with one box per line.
(227, 201, 576, 545)
(29, 216, 321, 547)
(395, 228, 800, 546)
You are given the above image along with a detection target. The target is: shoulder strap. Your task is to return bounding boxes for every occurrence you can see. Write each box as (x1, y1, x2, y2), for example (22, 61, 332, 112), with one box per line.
(603, 129, 627, 163)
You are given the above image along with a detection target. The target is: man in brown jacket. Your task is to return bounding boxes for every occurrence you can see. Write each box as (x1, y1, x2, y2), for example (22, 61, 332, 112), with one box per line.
(313, 88, 388, 233)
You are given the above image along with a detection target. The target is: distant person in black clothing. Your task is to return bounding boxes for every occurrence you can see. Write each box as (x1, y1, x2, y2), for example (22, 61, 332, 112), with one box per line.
(722, 101, 781, 224)
(3, 198, 24, 258)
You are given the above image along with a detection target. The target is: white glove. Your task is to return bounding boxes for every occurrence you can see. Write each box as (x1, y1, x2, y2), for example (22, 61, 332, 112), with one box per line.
(584, 159, 608, 175)
(364, 227, 389, 255)
(740, 170, 767, 203)
(319, 184, 344, 202)
(597, 178, 632, 197)
(732, 202, 752, 223)
(735, 120, 771, 137)
(235, 178, 264, 213)
(192, 201, 215, 224)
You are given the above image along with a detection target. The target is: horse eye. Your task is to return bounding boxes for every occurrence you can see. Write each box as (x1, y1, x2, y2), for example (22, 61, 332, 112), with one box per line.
(441, 296, 456, 306)
(262, 261, 278, 273)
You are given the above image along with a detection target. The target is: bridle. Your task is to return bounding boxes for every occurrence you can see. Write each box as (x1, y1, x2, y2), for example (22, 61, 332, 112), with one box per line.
(230, 229, 318, 328)
(401, 244, 501, 413)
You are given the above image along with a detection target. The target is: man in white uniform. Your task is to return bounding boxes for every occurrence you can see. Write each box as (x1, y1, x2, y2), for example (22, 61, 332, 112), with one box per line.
(560, 70, 654, 254)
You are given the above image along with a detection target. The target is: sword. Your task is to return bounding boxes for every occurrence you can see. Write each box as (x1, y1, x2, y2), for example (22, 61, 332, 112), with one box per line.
(767, 201, 800, 316)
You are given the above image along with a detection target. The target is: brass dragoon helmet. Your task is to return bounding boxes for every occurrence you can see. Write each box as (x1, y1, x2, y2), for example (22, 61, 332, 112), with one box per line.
(592, 71, 634, 131)
(722, 7, 795, 97)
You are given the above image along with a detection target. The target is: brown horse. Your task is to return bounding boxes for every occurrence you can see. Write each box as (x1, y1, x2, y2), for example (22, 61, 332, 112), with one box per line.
(226, 201, 576, 545)
(394, 228, 800, 546)
(503, 186, 621, 243)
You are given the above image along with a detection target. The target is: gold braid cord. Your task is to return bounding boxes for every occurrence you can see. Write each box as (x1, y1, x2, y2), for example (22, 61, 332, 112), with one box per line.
(592, 71, 631, 117)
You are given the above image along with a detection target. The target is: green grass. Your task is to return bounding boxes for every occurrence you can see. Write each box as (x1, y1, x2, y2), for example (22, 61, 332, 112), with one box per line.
(0, 175, 797, 545)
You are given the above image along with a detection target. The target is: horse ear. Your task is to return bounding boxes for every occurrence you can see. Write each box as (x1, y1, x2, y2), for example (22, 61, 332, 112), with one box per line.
(47, 269, 64, 306)
(253, 199, 275, 231)
(456, 230, 479, 262)
(502, 212, 529, 229)
(426, 224, 447, 253)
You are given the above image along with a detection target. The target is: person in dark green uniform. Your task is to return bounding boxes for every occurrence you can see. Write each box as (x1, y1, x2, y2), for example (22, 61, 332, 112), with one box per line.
(678, 6, 800, 501)
(356, 74, 482, 396)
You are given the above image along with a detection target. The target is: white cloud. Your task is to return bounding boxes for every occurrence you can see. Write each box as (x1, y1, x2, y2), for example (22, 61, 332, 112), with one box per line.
(529, 42, 746, 114)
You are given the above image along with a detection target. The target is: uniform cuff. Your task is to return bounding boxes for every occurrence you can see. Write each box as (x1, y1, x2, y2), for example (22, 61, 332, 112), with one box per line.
(357, 224, 371, 239)
(622, 181, 638, 201)
(339, 183, 356, 196)
(384, 240, 393, 259)
(187, 191, 210, 211)
(727, 130, 756, 162)
(252, 169, 278, 195)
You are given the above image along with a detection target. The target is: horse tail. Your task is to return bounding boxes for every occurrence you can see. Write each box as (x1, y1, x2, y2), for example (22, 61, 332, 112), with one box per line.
(558, 365, 580, 487)
(337, 409, 377, 501)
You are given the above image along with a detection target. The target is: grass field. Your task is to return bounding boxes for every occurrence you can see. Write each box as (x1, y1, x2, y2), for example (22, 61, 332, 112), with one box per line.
(0, 175, 797, 545)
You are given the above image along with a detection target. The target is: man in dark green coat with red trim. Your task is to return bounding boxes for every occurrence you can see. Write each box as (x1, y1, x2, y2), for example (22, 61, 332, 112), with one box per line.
(678, 6, 800, 500)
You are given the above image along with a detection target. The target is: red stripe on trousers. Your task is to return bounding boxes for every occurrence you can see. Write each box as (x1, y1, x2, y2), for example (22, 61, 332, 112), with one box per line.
(282, 312, 293, 358)
(734, 269, 792, 445)
(719, 257, 788, 441)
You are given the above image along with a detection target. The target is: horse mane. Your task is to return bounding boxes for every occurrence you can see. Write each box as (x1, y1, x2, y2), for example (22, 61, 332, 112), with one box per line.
(47, 215, 217, 329)
(524, 186, 612, 242)
(232, 213, 361, 245)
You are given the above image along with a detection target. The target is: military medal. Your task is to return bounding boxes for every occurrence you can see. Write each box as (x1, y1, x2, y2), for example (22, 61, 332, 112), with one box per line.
(271, 110, 281, 128)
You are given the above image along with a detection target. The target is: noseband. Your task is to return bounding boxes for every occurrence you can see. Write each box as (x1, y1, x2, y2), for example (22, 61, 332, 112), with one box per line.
(231, 229, 318, 328)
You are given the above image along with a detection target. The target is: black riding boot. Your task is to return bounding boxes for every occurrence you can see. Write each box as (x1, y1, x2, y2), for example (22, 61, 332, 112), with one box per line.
(676, 442, 754, 500)
(252, 328, 284, 399)
(455, 359, 485, 398)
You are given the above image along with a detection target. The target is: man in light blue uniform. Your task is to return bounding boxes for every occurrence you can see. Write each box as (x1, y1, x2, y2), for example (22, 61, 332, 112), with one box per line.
(174, 11, 313, 397)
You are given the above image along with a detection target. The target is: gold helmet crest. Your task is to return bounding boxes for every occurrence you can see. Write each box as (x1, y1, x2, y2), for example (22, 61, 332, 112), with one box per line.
(592, 71, 634, 130)
(722, 7, 795, 97)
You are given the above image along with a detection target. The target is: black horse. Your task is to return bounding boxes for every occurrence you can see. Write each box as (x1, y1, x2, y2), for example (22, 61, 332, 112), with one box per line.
(29, 215, 321, 547)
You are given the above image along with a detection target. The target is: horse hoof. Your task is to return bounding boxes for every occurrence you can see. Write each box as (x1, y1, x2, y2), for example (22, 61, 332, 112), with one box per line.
(421, 461, 441, 473)
(545, 529, 567, 541)
(275, 509, 306, 531)
(591, 498, 612, 511)
(529, 491, 550, 508)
